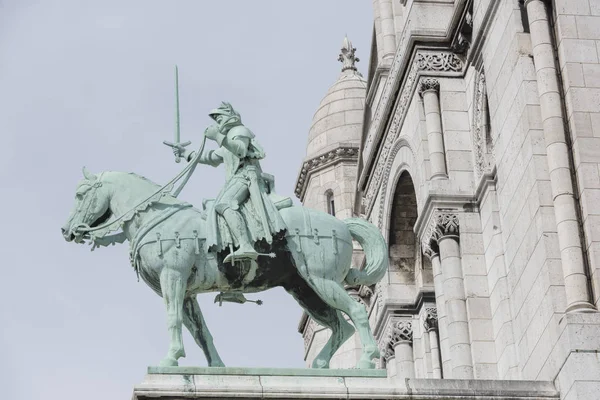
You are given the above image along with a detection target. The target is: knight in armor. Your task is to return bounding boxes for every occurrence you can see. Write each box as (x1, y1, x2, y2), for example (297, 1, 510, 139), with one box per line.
(173, 102, 286, 263)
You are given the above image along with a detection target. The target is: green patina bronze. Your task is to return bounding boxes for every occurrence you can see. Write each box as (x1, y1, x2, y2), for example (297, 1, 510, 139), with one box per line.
(61, 71, 388, 369)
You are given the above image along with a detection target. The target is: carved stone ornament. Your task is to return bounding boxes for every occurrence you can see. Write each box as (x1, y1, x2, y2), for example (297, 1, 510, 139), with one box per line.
(472, 69, 495, 179)
(421, 211, 460, 256)
(362, 51, 463, 214)
(381, 320, 414, 360)
(418, 78, 440, 96)
(294, 146, 359, 199)
(423, 307, 438, 332)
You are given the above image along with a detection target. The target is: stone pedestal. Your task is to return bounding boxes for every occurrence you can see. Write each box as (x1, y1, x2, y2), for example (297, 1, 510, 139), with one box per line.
(132, 367, 559, 399)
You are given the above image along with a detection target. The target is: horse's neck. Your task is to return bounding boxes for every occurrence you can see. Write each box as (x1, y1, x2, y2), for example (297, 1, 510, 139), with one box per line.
(105, 172, 179, 240)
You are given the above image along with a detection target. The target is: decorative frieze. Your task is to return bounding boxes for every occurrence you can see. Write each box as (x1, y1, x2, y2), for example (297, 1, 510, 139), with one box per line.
(294, 146, 359, 199)
(362, 51, 463, 215)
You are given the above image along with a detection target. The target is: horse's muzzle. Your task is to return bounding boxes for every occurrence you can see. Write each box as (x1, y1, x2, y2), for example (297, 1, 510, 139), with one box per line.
(61, 227, 75, 242)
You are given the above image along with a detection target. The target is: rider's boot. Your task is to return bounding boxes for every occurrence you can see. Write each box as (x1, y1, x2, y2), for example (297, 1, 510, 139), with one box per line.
(222, 209, 259, 263)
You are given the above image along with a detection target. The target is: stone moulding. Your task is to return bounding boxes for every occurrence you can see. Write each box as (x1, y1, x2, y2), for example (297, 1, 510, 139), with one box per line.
(294, 146, 359, 200)
(361, 50, 464, 216)
(132, 369, 559, 400)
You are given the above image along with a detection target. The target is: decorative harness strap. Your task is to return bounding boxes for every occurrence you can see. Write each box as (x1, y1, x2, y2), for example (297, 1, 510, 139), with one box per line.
(129, 203, 193, 279)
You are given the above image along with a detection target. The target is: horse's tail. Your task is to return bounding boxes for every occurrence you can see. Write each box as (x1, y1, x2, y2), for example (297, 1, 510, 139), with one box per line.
(343, 217, 388, 287)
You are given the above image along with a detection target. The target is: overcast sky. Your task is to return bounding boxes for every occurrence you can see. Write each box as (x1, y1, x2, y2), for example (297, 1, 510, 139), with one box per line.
(0, 1, 372, 399)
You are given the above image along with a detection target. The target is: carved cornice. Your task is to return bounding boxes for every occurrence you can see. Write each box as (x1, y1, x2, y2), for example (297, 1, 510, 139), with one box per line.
(418, 78, 440, 96)
(361, 51, 463, 215)
(423, 307, 438, 332)
(294, 146, 359, 200)
(421, 211, 460, 256)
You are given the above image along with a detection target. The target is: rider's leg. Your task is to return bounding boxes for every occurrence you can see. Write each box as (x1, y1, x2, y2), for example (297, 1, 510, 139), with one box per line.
(214, 180, 258, 262)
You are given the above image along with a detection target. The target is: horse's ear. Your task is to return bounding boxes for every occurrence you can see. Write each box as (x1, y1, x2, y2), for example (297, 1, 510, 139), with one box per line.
(82, 167, 97, 181)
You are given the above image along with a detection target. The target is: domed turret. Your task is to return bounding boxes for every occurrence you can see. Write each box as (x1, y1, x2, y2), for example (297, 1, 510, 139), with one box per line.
(295, 37, 366, 212)
(296, 37, 367, 369)
(305, 36, 367, 158)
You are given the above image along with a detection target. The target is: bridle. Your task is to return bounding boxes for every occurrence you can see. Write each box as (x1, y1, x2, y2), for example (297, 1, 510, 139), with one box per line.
(73, 136, 207, 236)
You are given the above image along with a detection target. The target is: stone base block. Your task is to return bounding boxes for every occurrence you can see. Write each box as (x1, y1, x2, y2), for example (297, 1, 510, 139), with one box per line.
(132, 367, 558, 399)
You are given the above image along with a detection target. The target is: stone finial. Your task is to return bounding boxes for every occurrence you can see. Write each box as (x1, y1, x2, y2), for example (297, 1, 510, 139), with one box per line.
(338, 36, 361, 74)
(418, 78, 440, 97)
(423, 307, 438, 332)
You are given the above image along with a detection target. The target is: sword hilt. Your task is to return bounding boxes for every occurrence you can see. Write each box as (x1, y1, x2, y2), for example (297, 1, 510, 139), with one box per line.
(163, 140, 191, 163)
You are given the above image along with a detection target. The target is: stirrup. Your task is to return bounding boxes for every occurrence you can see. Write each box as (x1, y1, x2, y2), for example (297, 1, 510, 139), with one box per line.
(224, 248, 259, 264)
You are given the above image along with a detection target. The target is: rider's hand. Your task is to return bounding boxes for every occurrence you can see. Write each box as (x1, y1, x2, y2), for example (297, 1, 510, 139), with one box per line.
(172, 145, 188, 160)
(204, 124, 220, 141)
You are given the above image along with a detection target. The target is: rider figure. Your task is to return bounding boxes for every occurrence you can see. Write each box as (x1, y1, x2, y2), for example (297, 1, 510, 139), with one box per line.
(173, 102, 283, 263)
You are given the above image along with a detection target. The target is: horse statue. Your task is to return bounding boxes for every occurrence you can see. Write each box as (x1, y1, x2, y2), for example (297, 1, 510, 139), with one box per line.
(61, 168, 388, 369)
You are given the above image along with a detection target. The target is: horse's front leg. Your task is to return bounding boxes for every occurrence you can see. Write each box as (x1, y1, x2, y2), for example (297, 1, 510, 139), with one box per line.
(183, 296, 225, 367)
(159, 267, 188, 367)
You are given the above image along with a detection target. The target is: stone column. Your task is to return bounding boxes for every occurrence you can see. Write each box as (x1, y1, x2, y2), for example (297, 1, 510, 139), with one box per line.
(439, 233, 473, 378)
(381, 320, 415, 380)
(392, 321, 415, 379)
(525, 0, 595, 312)
(419, 78, 448, 180)
(378, 0, 396, 60)
(424, 308, 443, 379)
(424, 212, 473, 379)
(424, 246, 452, 378)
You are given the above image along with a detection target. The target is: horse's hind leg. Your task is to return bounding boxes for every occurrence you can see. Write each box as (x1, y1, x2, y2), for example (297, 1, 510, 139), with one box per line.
(284, 278, 355, 368)
(159, 268, 188, 367)
(307, 277, 379, 369)
(183, 296, 225, 367)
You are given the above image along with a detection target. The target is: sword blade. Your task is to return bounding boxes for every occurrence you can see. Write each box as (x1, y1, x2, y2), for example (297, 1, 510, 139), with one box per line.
(175, 65, 181, 144)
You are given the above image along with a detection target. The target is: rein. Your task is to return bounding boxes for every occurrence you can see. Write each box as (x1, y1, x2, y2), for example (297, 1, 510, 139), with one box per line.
(76, 136, 207, 235)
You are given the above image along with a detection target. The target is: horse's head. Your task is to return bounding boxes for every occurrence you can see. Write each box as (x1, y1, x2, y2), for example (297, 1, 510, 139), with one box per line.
(61, 168, 112, 243)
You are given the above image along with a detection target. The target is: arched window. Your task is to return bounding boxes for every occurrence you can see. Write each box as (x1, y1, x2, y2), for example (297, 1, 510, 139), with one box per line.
(326, 190, 336, 216)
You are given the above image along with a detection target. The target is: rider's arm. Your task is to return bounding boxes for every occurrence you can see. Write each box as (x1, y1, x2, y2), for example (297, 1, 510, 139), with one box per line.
(186, 148, 224, 167)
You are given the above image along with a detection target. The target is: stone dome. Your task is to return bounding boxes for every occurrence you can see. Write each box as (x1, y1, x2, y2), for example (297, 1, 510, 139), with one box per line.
(305, 37, 366, 159)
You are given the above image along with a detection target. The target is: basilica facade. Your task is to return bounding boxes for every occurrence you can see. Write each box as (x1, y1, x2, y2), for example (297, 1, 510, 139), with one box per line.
(295, 1, 600, 399)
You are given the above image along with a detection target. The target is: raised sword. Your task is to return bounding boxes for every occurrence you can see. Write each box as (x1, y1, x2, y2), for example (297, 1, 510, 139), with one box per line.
(163, 65, 191, 163)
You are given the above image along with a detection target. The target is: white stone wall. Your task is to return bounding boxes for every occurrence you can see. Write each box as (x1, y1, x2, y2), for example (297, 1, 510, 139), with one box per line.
(296, 2, 600, 399)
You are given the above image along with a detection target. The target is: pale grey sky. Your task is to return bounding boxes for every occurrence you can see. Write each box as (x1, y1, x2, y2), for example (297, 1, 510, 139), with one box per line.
(0, 1, 372, 399)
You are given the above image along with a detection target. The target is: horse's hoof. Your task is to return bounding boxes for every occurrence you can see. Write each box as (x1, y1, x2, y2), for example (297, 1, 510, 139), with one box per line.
(159, 357, 179, 367)
(311, 359, 329, 369)
(356, 359, 375, 369)
(209, 361, 226, 367)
